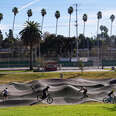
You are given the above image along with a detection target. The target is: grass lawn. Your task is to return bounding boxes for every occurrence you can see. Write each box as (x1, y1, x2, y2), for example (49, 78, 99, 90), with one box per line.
(0, 104, 116, 116)
(0, 71, 116, 84)
(0, 71, 116, 115)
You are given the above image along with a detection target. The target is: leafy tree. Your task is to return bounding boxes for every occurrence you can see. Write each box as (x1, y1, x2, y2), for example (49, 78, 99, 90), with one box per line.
(2, 29, 14, 48)
(19, 21, 41, 70)
(0, 30, 3, 48)
(78, 60, 84, 73)
(0, 13, 3, 23)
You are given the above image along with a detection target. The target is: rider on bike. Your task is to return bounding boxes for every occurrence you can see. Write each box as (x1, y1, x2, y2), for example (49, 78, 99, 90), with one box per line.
(79, 86, 88, 98)
(2, 88, 8, 103)
(42, 86, 50, 99)
(107, 89, 114, 102)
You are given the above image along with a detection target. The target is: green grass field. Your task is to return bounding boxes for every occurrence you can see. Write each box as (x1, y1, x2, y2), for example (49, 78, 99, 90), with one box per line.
(0, 104, 116, 116)
(0, 71, 116, 84)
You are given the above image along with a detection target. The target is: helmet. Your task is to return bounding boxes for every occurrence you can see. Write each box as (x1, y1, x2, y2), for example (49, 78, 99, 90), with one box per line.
(47, 86, 50, 88)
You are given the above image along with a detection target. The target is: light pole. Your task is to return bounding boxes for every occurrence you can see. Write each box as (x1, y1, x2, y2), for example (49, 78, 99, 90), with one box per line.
(73, 3, 79, 61)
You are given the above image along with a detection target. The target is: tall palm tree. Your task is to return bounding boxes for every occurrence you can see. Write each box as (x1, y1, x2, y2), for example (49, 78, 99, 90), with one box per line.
(12, 7, 18, 32)
(110, 14, 115, 36)
(19, 21, 41, 70)
(97, 11, 102, 68)
(82, 14, 87, 35)
(0, 13, 3, 23)
(55, 10, 60, 36)
(110, 14, 115, 60)
(97, 11, 102, 36)
(41, 8, 47, 32)
(39, 8, 47, 60)
(27, 9, 32, 21)
(83, 14, 88, 58)
(68, 6, 73, 37)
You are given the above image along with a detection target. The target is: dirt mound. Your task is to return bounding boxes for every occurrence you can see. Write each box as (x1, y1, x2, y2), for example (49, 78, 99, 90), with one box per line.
(0, 78, 116, 106)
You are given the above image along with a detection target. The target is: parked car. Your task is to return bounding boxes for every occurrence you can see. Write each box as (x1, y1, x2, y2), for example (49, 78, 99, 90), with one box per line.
(44, 61, 57, 71)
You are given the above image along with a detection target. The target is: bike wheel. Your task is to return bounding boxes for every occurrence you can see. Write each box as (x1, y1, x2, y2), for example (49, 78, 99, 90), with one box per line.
(103, 98, 109, 103)
(47, 96, 53, 104)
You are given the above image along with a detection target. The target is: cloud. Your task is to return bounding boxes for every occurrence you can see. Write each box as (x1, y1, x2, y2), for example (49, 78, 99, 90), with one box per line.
(19, 0, 40, 11)
(103, 9, 116, 17)
(0, 24, 10, 31)
(0, 24, 25, 32)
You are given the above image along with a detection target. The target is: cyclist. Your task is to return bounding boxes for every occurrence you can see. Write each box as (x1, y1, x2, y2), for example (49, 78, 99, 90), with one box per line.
(79, 86, 88, 98)
(41, 86, 50, 99)
(107, 90, 114, 102)
(2, 88, 8, 103)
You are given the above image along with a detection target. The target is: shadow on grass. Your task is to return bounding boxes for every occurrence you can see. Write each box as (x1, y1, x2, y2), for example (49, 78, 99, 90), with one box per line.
(103, 105, 116, 112)
(68, 73, 83, 79)
(0, 74, 7, 78)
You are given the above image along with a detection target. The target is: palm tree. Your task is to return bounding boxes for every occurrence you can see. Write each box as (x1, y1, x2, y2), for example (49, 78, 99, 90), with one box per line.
(110, 14, 115, 60)
(83, 14, 88, 58)
(19, 21, 41, 70)
(41, 8, 47, 32)
(100, 25, 104, 33)
(55, 10, 60, 36)
(82, 14, 87, 35)
(38, 8, 47, 60)
(110, 14, 115, 36)
(0, 13, 3, 23)
(97, 11, 102, 68)
(97, 11, 102, 35)
(27, 9, 32, 21)
(68, 6, 73, 37)
(12, 7, 18, 32)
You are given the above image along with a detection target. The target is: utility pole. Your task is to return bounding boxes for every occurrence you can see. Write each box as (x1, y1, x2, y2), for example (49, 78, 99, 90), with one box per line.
(73, 3, 79, 61)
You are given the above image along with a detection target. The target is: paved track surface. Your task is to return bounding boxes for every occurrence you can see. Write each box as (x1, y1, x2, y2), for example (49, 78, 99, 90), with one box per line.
(0, 78, 116, 107)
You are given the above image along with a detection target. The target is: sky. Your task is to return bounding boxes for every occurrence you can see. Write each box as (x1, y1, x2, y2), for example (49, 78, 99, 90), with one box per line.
(0, 0, 116, 38)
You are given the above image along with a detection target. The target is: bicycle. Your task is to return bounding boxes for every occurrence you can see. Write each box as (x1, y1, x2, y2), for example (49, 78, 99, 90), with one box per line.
(37, 93, 53, 104)
(103, 96, 116, 104)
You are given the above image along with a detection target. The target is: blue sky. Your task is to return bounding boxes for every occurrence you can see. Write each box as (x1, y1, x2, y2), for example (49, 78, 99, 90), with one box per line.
(0, 0, 116, 38)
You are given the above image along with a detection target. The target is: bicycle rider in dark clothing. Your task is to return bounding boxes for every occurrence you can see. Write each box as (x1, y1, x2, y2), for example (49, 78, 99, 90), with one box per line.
(108, 90, 114, 102)
(79, 86, 88, 98)
(42, 86, 50, 99)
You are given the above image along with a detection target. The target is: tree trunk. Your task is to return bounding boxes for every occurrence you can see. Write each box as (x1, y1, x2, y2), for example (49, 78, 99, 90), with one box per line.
(97, 19, 100, 68)
(110, 21, 113, 36)
(39, 40, 41, 59)
(12, 15, 15, 32)
(28, 17, 29, 21)
(41, 16, 44, 32)
(110, 22, 113, 60)
(30, 45, 33, 70)
(69, 41, 72, 63)
(83, 22, 85, 36)
(69, 15, 72, 62)
(69, 14, 71, 37)
(56, 19, 58, 36)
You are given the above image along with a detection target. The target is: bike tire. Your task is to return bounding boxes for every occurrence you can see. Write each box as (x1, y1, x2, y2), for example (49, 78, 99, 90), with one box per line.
(47, 96, 53, 104)
(103, 98, 109, 103)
